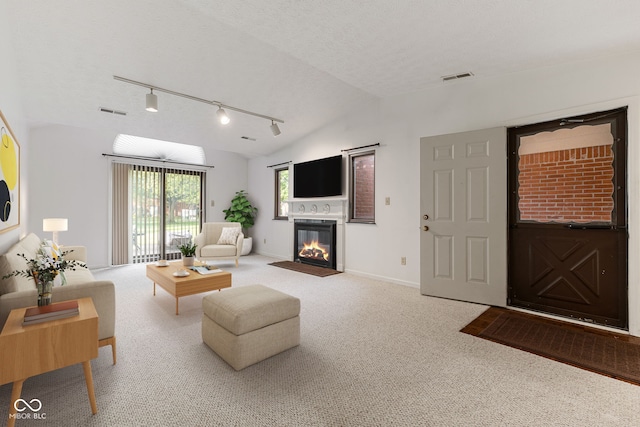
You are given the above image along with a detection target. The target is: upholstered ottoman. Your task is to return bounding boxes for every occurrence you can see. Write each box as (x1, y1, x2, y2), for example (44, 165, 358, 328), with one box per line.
(202, 285, 300, 370)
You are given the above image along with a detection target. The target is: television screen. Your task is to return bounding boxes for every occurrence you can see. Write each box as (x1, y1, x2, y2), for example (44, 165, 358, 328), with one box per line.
(293, 155, 343, 198)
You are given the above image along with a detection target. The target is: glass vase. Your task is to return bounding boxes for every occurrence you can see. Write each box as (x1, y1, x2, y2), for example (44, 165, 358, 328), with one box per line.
(37, 280, 53, 306)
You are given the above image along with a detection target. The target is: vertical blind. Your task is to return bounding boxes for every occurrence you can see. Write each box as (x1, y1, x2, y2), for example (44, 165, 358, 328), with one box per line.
(112, 162, 204, 265)
(112, 162, 130, 265)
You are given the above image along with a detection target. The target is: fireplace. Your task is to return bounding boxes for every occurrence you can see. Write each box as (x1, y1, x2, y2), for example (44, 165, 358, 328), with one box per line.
(294, 219, 337, 269)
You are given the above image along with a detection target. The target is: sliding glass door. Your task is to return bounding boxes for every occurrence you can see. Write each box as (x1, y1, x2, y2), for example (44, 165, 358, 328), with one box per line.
(112, 162, 204, 265)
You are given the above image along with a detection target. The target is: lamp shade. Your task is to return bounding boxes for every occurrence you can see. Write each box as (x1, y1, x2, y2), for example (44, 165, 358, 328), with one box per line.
(43, 218, 68, 232)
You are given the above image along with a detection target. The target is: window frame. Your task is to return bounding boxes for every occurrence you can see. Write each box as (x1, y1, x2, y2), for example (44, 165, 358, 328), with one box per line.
(274, 166, 290, 220)
(112, 161, 205, 265)
(348, 150, 376, 224)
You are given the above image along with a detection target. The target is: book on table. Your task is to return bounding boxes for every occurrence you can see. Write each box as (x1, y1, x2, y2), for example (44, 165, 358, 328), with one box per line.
(189, 266, 223, 275)
(23, 300, 80, 324)
(23, 310, 79, 325)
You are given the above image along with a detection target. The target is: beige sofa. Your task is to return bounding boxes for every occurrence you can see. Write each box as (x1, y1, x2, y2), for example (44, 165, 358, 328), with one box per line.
(0, 233, 116, 364)
(194, 222, 244, 267)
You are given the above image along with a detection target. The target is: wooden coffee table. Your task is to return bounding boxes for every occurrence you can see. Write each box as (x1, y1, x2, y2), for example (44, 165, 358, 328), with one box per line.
(146, 261, 232, 314)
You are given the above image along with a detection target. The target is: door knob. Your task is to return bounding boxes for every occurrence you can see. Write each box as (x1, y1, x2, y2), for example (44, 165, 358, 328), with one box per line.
(423, 214, 429, 220)
(423, 226, 429, 231)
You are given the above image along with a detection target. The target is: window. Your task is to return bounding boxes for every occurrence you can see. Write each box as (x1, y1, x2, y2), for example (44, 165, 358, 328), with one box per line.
(275, 167, 289, 219)
(349, 151, 375, 223)
(110, 135, 206, 265)
(113, 134, 206, 164)
(112, 163, 204, 265)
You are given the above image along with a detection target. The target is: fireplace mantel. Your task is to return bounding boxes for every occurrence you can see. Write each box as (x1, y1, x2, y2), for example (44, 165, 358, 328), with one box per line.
(287, 198, 346, 271)
(287, 198, 347, 221)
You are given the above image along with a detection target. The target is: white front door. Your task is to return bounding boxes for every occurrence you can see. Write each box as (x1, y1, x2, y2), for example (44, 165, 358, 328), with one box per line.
(420, 127, 507, 306)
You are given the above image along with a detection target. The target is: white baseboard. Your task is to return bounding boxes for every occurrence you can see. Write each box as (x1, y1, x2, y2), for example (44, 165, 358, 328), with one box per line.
(344, 268, 419, 289)
(253, 250, 289, 261)
(254, 251, 418, 288)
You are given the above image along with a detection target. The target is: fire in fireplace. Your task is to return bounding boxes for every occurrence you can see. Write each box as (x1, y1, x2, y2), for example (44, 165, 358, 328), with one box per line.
(294, 220, 336, 269)
(299, 239, 330, 262)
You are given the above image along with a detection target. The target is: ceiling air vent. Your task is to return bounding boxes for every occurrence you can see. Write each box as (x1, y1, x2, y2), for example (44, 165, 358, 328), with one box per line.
(99, 107, 127, 116)
(241, 136, 257, 141)
(441, 72, 474, 82)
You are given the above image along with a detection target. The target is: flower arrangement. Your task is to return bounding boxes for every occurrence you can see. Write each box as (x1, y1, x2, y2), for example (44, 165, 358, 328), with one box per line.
(3, 246, 84, 305)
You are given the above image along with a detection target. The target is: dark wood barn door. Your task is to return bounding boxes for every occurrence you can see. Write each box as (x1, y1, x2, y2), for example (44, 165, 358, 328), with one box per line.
(508, 107, 628, 329)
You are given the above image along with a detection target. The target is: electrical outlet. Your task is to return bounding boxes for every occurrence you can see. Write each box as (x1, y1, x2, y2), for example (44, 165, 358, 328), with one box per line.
(210, 200, 215, 207)
(401, 257, 406, 265)
(264, 238, 267, 244)
(385, 197, 390, 205)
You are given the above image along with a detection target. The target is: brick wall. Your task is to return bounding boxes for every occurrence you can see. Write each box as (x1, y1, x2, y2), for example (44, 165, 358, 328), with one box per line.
(518, 145, 614, 222)
(353, 154, 375, 218)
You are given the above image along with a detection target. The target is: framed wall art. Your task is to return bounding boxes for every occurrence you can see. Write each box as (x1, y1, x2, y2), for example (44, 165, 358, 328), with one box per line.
(0, 110, 20, 233)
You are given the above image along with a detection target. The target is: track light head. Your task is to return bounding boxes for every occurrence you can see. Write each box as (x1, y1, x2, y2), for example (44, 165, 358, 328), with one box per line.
(145, 89, 158, 112)
(270, 121, 281, 137)
(217, 107, 230, 125)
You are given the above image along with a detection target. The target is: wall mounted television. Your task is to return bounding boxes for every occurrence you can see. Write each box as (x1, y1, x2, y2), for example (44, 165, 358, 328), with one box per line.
(293, 155, 343, 198)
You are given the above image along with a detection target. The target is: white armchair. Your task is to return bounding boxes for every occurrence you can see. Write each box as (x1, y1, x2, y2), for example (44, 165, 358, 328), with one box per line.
(194, 222, 244, 267)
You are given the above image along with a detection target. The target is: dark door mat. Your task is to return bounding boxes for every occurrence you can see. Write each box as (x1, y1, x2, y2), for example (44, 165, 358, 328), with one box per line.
(461, 307, 640, 386)
(268, 261, 342, 277)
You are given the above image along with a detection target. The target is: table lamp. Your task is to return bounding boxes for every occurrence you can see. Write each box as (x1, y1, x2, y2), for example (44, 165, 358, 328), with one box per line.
(43, 218, 68, 245)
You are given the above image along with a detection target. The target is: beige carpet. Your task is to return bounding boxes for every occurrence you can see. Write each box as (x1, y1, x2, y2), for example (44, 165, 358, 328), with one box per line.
(1, 255, 639, 426)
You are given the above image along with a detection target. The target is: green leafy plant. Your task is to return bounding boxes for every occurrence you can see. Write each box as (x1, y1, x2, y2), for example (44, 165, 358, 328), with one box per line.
(178, 241, 197, 257)
(223, 190, 258, 236)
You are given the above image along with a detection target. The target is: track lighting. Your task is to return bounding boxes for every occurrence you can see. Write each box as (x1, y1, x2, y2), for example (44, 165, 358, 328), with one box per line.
(145, 88, 158, 112)
(114, 75, 284, 134)
(270, 120, 281, 136)
(216, 107, 230, 125)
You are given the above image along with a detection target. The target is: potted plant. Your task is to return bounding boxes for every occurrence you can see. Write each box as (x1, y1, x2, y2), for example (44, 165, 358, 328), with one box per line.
(178, 241, 197, 266)
(223, 190, 258, 255)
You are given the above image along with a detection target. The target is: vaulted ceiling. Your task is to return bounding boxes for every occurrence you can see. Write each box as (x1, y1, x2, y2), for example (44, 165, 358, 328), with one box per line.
(5, 0, 640, 157)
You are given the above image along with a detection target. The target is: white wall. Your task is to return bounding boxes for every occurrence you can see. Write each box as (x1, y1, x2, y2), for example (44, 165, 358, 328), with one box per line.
(0, 0, 28, 254)
(249, 51, 640, 333)
(247, 154, 292, 255)
(27, 125, 114, 266)
(206, 153, 250, 224)
(27, 124, 248, 267)
(249, 99, 417, 287)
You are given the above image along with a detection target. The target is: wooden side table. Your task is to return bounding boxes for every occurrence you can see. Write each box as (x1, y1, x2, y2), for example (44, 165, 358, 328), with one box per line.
(0, 297, 99, 426)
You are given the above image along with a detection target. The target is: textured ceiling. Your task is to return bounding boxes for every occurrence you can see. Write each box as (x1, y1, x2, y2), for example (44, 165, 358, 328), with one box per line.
(5, 0, 640, 158)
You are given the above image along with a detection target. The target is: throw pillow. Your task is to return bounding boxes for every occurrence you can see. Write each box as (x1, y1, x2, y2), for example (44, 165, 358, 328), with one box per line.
(1, 251, 36, 293)
(41, 239, 61, 259)
(0, 254, 19, 295)
(217, 227, 240, 245)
